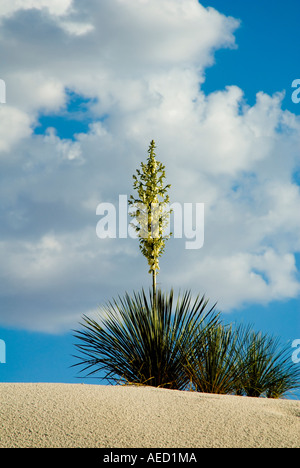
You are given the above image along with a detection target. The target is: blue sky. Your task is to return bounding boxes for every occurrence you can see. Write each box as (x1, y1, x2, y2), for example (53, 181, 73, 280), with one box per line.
(201, 0, 300, 114)
(0, 0, 299, 395)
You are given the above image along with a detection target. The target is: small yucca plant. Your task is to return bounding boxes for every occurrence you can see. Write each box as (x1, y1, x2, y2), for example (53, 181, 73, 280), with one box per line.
(184, 322, 300, 398)
(185, 324, 244, 395)
(72, 288, 219, 389)
(235, 327, 300, 398)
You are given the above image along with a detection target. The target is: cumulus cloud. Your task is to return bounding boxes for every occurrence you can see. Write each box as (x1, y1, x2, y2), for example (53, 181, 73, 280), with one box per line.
(0, 0, 299, 332)
(0, 0, 73, 19)
(0, 105, 32, 152)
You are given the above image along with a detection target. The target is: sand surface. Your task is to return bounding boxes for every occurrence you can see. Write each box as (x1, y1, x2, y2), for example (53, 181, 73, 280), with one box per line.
(0, 383, 299, 448)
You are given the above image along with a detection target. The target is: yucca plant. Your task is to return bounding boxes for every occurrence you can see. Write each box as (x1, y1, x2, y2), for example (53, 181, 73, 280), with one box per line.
(185, 324, 244, 395)
(184, 322, 300, 398)
(234, 326, 300, 398)
(72, 288, 219, 389)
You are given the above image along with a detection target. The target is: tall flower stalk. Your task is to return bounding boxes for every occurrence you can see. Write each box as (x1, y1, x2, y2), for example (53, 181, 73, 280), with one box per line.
(129, 140, 171, 304)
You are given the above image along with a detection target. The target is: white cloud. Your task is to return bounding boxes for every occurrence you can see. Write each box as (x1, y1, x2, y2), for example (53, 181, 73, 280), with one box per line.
(0, 105, 32, 153)
(0, 0, 73, 18)
(189, 249, 300, 311)
(0, 0, 299, 332)
(59, 20, 94, 37)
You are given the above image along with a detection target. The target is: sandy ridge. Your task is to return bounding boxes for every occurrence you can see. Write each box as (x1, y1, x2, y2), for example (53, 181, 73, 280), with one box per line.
(0, 383, 299, 448)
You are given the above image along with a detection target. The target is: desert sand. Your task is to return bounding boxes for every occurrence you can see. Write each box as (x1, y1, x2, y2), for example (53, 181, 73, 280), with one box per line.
(0, 382, 299, 448)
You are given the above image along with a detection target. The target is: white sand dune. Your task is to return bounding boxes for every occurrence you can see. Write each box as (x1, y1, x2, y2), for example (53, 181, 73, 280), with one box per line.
(0, 383, 299, 448)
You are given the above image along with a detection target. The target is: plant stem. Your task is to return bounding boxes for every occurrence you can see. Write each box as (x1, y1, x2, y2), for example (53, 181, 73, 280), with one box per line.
(152, 269, 157, 310)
